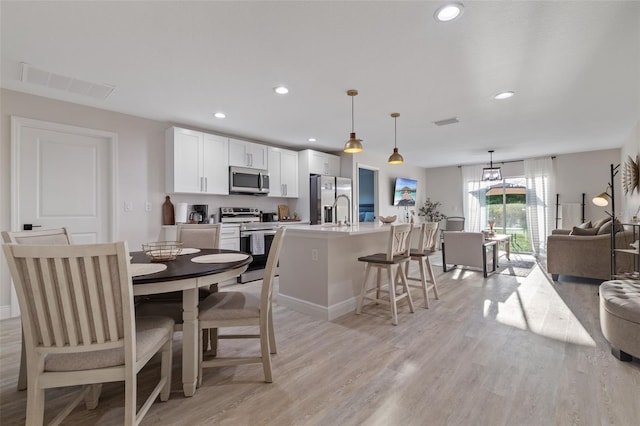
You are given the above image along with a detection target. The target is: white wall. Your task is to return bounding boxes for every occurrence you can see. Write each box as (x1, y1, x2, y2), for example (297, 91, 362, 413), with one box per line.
(341, 150, 427, 223)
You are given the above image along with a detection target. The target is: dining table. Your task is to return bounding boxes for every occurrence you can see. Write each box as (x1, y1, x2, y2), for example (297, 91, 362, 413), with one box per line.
(130, 248, 252, 397)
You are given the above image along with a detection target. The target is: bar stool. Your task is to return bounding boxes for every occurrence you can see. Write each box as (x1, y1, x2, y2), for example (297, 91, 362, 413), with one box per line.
(356, 223, 414, 325)
(405, 222, 439, 308)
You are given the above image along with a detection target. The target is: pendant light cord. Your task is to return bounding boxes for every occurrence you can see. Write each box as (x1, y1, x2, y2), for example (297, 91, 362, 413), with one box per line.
(394, 116, 397, 148)
(351, 95, 355, 132)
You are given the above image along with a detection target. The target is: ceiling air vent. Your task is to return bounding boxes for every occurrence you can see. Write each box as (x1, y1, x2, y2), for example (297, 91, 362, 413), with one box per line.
(433, 117, 459, 126)
(20, 63, 115, 100)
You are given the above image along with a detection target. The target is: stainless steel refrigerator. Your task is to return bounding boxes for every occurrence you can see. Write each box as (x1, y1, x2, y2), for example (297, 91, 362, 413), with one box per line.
(310, 175, 352, 225)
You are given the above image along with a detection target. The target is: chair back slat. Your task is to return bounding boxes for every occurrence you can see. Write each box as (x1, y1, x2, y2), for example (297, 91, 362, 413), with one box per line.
(98, 255, 121, 342)
(24, 257, 54, 347)
(2, 243, 130, 352)
(177, 224, 221, 249)
(260, 227, 287, 317)
(83, 256, 106, 344)
(388, 223, 413, 261)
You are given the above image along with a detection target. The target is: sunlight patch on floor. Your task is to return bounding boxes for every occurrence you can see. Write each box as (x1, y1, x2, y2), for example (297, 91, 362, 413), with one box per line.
(483, 268, 596, 347)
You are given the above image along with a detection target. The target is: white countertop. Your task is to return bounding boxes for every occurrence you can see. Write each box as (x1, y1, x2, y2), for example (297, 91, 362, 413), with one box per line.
(281, 222, 396, 236)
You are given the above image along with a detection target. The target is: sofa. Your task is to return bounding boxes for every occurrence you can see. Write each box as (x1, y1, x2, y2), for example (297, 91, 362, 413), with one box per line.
(547, 218, 635, 281)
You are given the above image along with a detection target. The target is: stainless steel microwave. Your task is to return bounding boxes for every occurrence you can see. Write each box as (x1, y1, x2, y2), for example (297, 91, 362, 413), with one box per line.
(229, 166, 270, 195)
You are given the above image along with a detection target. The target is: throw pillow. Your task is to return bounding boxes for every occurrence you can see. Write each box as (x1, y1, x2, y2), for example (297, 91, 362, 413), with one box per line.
(571, 226, 599, 235)
(592, 217, 610, 230)
(576, 221, 592, 229)
(596, 219, 624, 235)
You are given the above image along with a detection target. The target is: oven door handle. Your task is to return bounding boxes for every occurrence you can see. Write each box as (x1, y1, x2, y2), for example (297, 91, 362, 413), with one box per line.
(241, 230, 277, 237)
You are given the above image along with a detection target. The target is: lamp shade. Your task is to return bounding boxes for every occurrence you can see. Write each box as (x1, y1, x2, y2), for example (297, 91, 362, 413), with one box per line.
(344, 133, 363, 153)
(388, 147, 404, 164)
(592, 192, 609, 207)
(482, 167, 502, 181)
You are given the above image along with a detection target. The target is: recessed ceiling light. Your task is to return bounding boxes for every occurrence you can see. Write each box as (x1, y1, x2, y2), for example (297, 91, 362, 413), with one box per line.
(274, 86, 289, 95)
(308, 138, 316, 142)
(494, 91, 515, 100)
(434, 3, 464, 22)
(214, 112, 226, 118)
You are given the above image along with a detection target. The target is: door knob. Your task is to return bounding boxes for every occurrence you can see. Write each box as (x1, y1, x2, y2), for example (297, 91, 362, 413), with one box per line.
(23, 224, 42, 231)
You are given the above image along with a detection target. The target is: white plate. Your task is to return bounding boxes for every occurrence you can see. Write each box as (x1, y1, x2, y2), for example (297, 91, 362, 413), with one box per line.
(191, 253, 249, 264)
(179, 248, 201, 255)
(130, 263, 167, 277)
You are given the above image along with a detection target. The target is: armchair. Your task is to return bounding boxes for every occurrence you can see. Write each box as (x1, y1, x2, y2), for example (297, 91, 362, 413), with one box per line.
(442, 231, 497, 277)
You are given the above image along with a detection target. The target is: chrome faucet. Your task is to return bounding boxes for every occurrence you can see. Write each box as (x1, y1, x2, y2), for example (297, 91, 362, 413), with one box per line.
(332, 194, 351, 226)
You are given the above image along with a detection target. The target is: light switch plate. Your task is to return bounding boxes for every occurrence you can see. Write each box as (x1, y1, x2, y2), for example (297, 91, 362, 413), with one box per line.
(145, 202, 152, 212)
(124, 201, 133, 212)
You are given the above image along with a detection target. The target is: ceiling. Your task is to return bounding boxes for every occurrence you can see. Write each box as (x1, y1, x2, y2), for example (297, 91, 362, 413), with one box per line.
(2, 1, 639, 169)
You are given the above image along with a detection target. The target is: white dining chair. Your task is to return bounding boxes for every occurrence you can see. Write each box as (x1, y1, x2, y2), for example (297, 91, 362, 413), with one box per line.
(1, 228, 73, 392)
(197, 227, 286, 384)
(2, 241, 174, 425)
(177, 223, 221, 249)
(356, 223, 415, 325)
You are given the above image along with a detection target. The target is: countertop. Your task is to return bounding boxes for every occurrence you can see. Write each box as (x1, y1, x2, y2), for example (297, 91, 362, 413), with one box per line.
(281, 222, 397, 236)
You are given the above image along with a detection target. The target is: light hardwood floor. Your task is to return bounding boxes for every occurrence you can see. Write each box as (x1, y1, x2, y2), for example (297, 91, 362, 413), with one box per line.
(1, 255, 639, 425)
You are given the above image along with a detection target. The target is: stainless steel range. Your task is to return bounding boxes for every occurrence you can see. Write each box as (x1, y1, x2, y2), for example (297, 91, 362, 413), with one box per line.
(220, 207, 279, 283)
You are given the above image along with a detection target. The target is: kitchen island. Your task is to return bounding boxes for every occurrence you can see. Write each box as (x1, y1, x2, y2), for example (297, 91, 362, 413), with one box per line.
(277, 222, 396, 320)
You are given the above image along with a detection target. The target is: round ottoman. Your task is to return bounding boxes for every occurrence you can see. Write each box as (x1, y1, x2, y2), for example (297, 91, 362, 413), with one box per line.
(599, 280, 640, 361)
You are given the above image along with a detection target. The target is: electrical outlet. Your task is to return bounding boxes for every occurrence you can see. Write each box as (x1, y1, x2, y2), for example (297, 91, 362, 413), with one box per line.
(145, 202, 152, 212)
(124, 201, 133, 212)
(311, 249, 318, 261)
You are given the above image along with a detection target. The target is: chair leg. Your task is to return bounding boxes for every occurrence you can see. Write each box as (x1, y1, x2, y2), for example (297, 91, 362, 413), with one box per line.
(399, 265, 415, 313)
(84, 384, 102, 410)
(198, 327, 204, 388)
(356, 264, 372, 314)
(160, 339, 173, 401)
(260, 319, 273, 383)
(375, 266, 382, 303)
(388, 267, 398, 325)
(268, 308, 277, 354)
(426, 257, 439, 300)
(26, 382, 45, 425)
(419, 259, 429, 309)
(18, 333, 27, 391)
(124, 369, 136, 426)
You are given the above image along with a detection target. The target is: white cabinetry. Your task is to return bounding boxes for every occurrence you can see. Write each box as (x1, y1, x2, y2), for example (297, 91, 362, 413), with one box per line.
(268, 147, 299, 198)
(166, 127, 229, 194)
(306, 149, 340, 176)
(229, 138, 268, 169)
(220, 224, 240, 251)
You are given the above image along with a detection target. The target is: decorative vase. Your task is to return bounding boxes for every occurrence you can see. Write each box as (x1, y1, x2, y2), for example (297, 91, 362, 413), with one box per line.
(162, 196, 175, 225)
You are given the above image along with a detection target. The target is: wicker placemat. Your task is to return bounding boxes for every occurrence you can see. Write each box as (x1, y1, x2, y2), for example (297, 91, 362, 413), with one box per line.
(179, 248, 201, 255)
(191, 253, 249, 264)
(130, 263, 167, 277)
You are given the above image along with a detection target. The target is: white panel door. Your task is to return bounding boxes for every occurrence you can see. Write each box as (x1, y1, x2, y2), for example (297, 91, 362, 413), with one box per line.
(202, 134, 229, 195)
(281, 149, 299, 197)
(267, 148, 283, 197)
(173, 128, 203, 193)
(15, 119, 115, 244)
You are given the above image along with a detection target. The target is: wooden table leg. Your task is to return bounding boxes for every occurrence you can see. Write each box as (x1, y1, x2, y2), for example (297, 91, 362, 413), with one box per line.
(505, 238, 510, 260)
(182, 287, 198, 397)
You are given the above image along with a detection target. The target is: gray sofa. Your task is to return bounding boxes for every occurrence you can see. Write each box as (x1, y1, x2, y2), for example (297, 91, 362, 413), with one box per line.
(547, 224, 635, 281)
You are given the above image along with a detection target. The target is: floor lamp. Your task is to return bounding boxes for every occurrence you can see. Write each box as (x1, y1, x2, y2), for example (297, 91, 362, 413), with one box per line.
(592, 163, 620, 278)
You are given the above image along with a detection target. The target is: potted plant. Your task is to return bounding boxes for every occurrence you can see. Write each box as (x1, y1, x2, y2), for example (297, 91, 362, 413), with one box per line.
(418, 198, 447, 223)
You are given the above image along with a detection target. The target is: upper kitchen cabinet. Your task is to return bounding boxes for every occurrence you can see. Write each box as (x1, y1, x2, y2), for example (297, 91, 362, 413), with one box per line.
(300, 149, 341, 176)
(228, 138, 268, 169)
(268, 147, 299, 198)
(166, 127, 229, 194)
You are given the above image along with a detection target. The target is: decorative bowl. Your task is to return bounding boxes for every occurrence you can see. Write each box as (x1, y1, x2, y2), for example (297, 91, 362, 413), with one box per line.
(379, 215, 397, 224)
(142, 241, 183, 262)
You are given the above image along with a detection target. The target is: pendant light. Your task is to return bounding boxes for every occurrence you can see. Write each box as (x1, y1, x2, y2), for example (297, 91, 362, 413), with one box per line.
(343, 89, 363, 153)
(387, 113, 404, 164)
(482, 150, 502, 181)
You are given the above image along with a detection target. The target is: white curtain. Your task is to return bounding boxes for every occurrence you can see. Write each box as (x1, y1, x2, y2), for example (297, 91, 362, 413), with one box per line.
(524, 157, 555, 256)
(461, 165, 487, 232)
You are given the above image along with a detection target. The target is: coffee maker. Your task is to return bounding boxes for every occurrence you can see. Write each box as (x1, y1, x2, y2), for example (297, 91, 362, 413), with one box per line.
(189, 204, 208, 224)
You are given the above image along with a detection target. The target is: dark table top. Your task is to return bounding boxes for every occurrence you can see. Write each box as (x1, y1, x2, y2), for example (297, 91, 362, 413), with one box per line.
(130, 249, 252, 285)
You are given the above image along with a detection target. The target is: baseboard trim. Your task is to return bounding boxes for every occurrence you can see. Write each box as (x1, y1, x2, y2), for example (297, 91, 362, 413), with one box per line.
(0, 305, 12, 320)
(276, 294, 358, 321)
